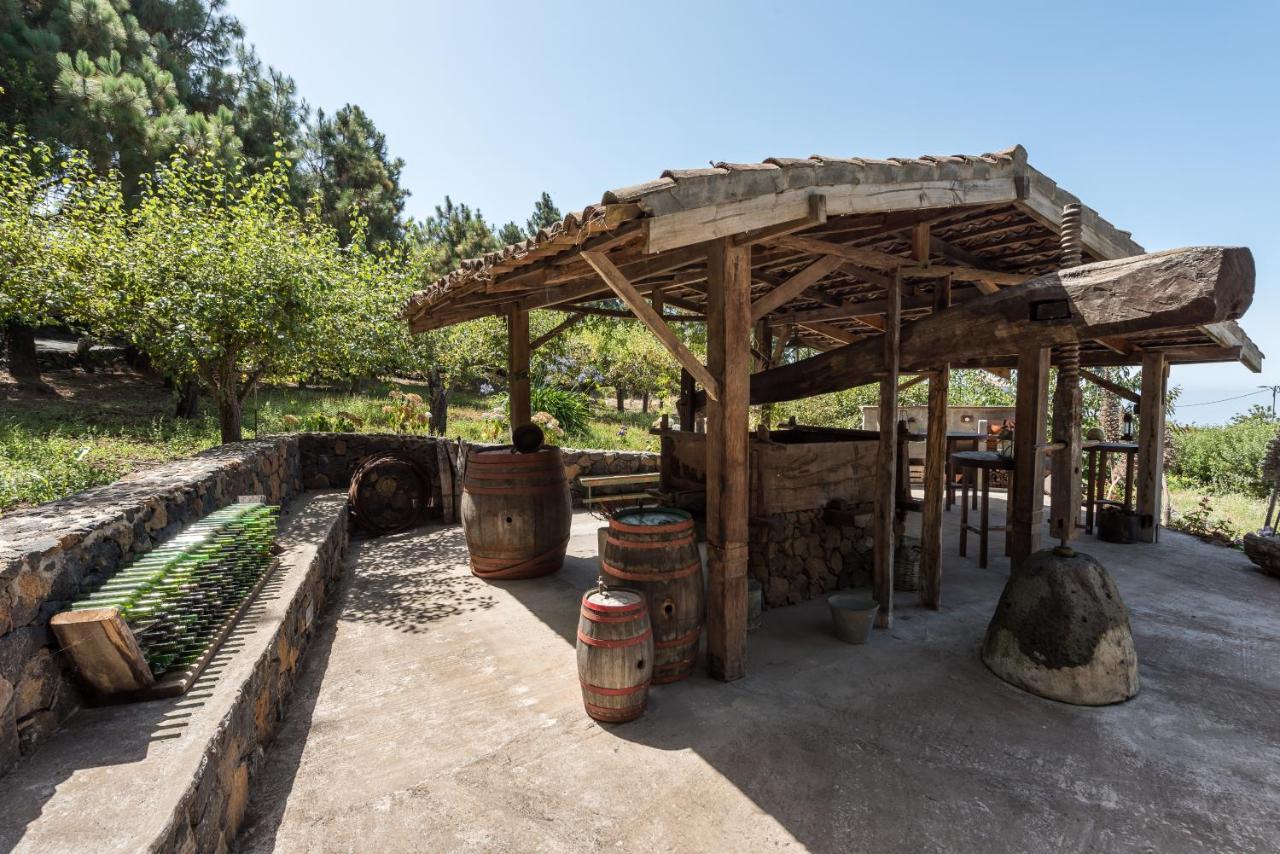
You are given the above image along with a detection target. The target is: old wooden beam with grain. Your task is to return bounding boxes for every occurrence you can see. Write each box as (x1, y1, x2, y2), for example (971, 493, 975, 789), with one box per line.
(748, 246, 1254, 405)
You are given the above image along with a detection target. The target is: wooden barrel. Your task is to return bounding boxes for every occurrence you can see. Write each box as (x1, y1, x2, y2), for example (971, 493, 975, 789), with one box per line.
(461, 446, 571, 580)
(348, 453, 430, 535)
(601, 508, 704, 684)
(576, 587, 653, 723)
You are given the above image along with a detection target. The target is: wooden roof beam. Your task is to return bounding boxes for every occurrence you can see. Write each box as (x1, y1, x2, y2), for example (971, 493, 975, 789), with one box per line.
(1080, 369, 1140, 404)
(750, 254, 844, 322)
(530, 312, 585, 350)
(582, 250, 721, 401)
(764, 234, 1030, 286)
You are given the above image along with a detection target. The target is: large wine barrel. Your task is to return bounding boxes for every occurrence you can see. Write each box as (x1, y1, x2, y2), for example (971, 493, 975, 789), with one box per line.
(461, 446, 571, 580)
(576, 587, 653, 723)
(348, 453, 430, 535)
(601, 508, 705, 683)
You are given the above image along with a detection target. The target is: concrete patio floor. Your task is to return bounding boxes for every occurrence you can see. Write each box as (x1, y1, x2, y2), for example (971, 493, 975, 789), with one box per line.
(236, 500, 1280, 853)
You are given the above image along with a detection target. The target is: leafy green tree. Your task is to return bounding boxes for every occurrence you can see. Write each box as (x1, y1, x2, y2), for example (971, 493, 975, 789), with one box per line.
(110, 148, 344, 441)
(0, 136, 119, 390)
(302, 103, 406, 248)
(496, 220, 525, 246)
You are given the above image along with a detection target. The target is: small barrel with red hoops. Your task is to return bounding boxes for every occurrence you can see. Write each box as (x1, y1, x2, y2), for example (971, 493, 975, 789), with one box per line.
(576, 587, 654, 723)
(601, 508, 705, 683)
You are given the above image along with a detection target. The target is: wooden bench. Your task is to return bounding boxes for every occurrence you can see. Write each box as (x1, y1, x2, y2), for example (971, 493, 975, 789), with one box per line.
(579, 472, 661, 507)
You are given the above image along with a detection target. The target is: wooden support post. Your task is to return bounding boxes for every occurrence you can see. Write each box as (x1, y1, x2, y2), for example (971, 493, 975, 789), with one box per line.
(920, 275, 950, 610)
(873, 271, 902, 629)
(678, 368, 696, 431)
(704, 237, 751, 681)
(1137, 351, 1169, 543)
(507, 306, 531, 430)
(1009, 347, 1050, 569)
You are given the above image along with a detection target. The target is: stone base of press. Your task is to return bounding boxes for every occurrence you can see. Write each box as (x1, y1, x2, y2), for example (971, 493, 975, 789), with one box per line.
(0, 491, 348, 854)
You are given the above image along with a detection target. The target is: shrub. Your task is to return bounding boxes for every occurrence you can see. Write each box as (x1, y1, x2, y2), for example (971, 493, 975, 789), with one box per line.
(1170, 416, 1277, 498)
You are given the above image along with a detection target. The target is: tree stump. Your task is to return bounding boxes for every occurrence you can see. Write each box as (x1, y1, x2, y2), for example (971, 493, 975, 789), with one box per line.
(982, 548, 1139, 705)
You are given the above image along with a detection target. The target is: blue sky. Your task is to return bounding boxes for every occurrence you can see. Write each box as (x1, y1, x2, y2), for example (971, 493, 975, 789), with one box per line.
(227, 0, 1278, 423)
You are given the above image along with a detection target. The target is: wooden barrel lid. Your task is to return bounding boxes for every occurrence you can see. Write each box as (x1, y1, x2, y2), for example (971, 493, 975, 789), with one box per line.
(610, 508, 692, 534)
(583, 588, 644, 611)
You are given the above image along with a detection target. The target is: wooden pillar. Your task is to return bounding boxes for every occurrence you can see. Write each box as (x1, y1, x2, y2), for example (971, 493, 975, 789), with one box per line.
(919, 275, 950, 610)
(507, 306, 531, 430)
(677, 369, 696, 431)
(872, 271, 902, 629)
(1137, 351, 1168, 543)
(704, 237, 751, 681)
(1009, 347, 1050, 569)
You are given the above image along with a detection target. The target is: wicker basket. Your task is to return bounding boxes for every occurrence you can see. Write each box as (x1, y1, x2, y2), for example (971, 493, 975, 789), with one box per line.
(894, 535, 922, 592)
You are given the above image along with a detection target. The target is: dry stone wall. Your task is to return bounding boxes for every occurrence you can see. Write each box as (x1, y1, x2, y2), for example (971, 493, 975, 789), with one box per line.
(0, 432, 657, 777)
(749, 504, 873, 608)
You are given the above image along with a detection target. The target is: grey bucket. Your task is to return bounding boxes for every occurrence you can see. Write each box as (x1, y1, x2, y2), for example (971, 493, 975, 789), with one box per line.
(827, 594, 879, 644)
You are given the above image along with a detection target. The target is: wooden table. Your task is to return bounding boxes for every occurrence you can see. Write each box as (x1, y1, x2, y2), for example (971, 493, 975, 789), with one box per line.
(952, 451, 1014, 569)
(945, 432, 984, 511)
(1083, 441, 1138, 534)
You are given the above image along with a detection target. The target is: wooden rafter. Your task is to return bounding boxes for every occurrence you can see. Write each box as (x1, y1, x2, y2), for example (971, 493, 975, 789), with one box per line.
(1080, 369, 1140, 404)
(530, 312, 585, 350)
(582, 250, 721, 401)
(750, 254, 844, 322)
(764, 235, 1030, 286)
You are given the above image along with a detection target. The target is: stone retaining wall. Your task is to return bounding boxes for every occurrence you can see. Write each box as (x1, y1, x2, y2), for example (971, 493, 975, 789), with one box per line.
(748, 505, 873, 608)
(0, 432, 657, 777)
(0, 438, 300, 777)
(156, 496, 348, 853)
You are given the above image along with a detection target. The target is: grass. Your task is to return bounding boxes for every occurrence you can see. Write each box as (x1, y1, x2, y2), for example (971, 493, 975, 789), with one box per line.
(1, 368, 663, 516)
(1166, 480, 1267, 544)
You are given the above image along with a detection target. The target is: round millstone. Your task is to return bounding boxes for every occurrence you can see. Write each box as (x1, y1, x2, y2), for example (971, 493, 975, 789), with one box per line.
(982, 548, 1139, 706)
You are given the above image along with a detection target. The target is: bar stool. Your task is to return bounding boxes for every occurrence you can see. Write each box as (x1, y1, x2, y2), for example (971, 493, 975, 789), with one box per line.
(952, 450, 1015, 569)
(944, 432, 982, 510)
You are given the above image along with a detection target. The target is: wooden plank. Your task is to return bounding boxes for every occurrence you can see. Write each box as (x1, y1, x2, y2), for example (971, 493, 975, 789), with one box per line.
(1137, 352, 1168, 543)
(582, 250, 722, 401)
(530, 312, 585, 350)
(1200, 320, 1263, 372)
(1080, 369, 1140, 405)
(733, 194, 827, 246)
(920, 275, 951, 610)
(800, 320, 859, 345)
(748, 246, 1255, 405)
(1014, 170, 1145, 261)
(50, 608, 155, 696)
(704, 237, 751, 681)
(645, 178, 1019, 253)
(1049, 353, 1083, 544)
(1009, 347, 1050, 569)
(750, 254, 844, 322)
(507, 306, 531, 429)
(436, 440, 456, 523)
(873, 271, 901, 630)
(897, 374, 927, 392)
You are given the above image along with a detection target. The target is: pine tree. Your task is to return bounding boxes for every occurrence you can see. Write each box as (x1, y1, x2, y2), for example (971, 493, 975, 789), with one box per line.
(497, 220, 525, 246)
(526, 191, 560, 235)
(302, 104, 407, 248)
(409, 196, 499, 275)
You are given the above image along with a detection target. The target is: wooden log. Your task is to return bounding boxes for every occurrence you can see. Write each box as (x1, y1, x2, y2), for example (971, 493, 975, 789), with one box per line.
(1009, 348, 1050, 569)
(704, 237, 751, 681)
(507, 306, 531, 429)
(920, 275, 951, 610)
(873, 271, 902, 629)
(1137, 351, 1168, 543)
(582, 250, 722, 401)
(749, 246, 1255, 405)
(50, 608, 155, 696)
(436, 439, 456, 524)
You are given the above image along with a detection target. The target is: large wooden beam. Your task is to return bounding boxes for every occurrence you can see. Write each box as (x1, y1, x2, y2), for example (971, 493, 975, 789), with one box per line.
(873, 271, 902, 630)
(582, 250, 721, 402)
(920, 276, 950, 609)
(507, 306, 531, 429)
(1137, 352, 1169, 543)
(704, 238, 752, 681)
(1009, 347, 1050, 569)
(1200, 320, 1263, 372)
(749, 246, 1254, 405)
(750, 254, 844, 322)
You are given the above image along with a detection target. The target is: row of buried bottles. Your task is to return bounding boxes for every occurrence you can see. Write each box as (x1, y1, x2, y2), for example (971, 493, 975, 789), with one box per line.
(72, 501, 279, 676)
(458, 446, 704, 724)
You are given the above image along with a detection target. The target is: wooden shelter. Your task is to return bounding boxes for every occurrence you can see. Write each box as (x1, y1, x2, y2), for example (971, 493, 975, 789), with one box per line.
(404, 145, 1260, 682)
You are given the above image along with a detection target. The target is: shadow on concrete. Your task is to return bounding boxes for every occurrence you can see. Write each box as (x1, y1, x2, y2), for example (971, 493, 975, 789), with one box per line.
(336, 527, 497, 634)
